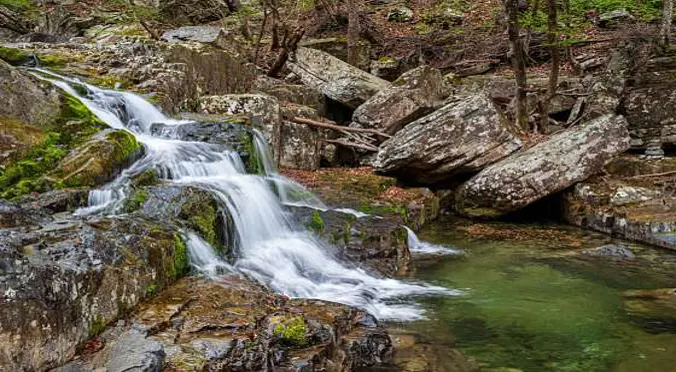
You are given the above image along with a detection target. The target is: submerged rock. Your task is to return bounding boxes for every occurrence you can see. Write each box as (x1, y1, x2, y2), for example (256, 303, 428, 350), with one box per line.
(581, 244, 636, 259)
(623, 288, 676, 333)
(352, 65, 447, 136)
(374, 93, 522, 186)
(288, 47, 391, 109)
(60, 277, 392, 371)
(456, 114, 631, 218)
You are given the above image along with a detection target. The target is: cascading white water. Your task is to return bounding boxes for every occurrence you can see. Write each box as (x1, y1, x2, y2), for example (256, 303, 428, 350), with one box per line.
(405, 226, 462, 255)
(38, 70, 456, 320)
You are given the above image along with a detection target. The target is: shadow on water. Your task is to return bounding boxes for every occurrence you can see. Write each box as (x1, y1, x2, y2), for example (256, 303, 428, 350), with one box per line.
(390, 216, 676, 372)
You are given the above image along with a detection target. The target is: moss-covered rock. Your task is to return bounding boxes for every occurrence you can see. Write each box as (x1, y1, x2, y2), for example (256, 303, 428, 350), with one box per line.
(55, 129, 142, 188)
(0, 62, 138, 199)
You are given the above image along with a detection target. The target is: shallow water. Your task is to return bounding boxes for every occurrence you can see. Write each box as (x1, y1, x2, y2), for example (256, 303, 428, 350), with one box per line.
(395, 218, 676, 372)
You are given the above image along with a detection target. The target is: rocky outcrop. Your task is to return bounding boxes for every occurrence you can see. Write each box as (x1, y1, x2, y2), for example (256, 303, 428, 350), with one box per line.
(583, 43, 635, 121)
(624, 55, 676, 150)
(0, 215, 188, 371)
(352, 65, 447, 135)
(456, 114, 631, 218)
(288, 47, 391, 109)
(197, 94, 281, 146)
(374, 93, 522, 186)
(59, 276, 392, 371)
(561, 155, 676, 251)
(277, 104, 326, 170)
(0, 60, 61, 129)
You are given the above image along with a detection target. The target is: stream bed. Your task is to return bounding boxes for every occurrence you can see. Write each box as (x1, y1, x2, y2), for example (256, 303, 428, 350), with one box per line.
(390, 217, 676, 372)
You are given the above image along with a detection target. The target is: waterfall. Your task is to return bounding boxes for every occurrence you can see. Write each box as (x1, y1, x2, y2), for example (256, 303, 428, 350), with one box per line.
(405, 227, 462, 255)
(38, 70, 456, 321)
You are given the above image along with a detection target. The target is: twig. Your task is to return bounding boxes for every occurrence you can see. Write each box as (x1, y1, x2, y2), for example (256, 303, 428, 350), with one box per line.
(291, 117, 392, 138)
(324, 139, 378, 152)
(630, 170, 676, 179)
(139, 19, 160, 41)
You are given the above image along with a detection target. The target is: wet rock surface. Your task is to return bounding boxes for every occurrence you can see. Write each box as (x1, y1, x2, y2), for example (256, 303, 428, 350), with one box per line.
(0, 215, 186, 371)
(60, 276, 393, 371)
(457, 114, 631, 218)
(374, 93, 522, 186)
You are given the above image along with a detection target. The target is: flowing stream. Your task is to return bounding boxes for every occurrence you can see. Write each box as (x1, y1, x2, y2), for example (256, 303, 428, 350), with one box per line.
(36, 70, 453, 321)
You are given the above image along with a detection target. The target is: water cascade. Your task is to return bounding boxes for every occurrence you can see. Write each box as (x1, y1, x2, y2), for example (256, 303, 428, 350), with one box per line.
(405, 227, 462, 255)
(36, 70, 455, 320)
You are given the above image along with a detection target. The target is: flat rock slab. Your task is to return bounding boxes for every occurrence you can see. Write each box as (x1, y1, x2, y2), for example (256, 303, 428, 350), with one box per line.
(456, 114, 631, 218)
(59, 276, 392, 371)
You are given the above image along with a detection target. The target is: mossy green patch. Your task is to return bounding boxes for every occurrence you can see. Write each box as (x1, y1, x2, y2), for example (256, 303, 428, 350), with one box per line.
(88, 315, 106, 338)
(0, 132, 65, 198)
(179, 195, 219, 250)
(0, 47, 30, 65)
(123, 189, 149, 213)
(306, 211, 325, 234)
(240, 131, 263, 175)
(273, 316, 308, 348)
(173, 234, 189, 279)
(130, 169, 159, 187)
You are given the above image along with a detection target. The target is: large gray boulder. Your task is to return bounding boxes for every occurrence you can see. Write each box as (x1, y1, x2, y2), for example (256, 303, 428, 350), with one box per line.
(352, 65, 447, 135)
(456, 114, 631, 218)
(288, 47, 391, 109)
(373, 94, 522, 186)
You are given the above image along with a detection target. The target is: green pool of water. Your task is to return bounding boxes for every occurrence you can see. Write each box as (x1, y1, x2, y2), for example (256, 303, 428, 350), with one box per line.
(398, 218, 676, 372)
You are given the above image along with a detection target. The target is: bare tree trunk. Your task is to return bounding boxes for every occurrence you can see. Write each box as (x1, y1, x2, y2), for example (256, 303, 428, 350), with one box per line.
(267, 27, 305, 78)
(347, 0, 360, 66)
(504, 0, 529, 130)
(540, 0, 559, 133)
(660, 0, 673, 47)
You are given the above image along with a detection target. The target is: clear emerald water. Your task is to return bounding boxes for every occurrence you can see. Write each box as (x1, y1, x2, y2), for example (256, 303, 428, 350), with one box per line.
(396, 218, 676, 372)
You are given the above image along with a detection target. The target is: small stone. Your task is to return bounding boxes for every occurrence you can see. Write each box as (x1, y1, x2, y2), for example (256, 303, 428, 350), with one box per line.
(387, 7, 414, 22)
(581, 244, 635, 259)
